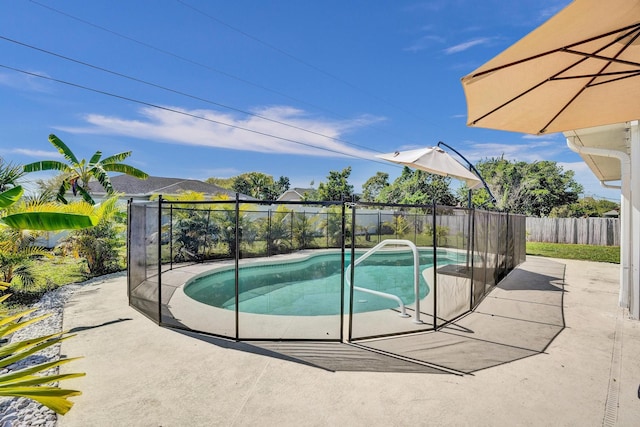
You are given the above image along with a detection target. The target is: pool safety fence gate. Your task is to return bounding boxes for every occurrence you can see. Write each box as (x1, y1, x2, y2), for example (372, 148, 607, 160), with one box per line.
(127, 196, 526, 342)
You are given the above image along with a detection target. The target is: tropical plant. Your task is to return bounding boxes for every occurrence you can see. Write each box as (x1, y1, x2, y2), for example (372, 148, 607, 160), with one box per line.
(211, 198, 257, 257)
(0, 227, 50, 288)
(231, 172, 290, 200)
(23, 134, 148, 205)
(258, 205, 292, 255)
(0, 167, 92, 414)
(424, 224, 450, 246)
(56, 196, 125, 275)
(292, 210, 319, 249)
(0, 289, 84, 414)
(383, 214, 411, 238)
(319, 205, 350, 247)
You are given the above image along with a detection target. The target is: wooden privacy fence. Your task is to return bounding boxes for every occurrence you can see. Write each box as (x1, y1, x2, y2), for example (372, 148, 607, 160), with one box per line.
(526, 217, 620, 246)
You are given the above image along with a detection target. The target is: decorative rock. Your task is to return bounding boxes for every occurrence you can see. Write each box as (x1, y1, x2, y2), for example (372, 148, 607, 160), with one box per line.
(0, 271, 126, 426)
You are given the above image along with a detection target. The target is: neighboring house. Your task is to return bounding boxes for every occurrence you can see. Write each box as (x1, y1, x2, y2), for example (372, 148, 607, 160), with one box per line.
(277, 188, 314, 201)
(87, 174, 255, 201)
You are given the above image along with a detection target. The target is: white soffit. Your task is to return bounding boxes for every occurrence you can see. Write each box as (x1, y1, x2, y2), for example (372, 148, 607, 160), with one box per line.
(563, 123, 629, 182)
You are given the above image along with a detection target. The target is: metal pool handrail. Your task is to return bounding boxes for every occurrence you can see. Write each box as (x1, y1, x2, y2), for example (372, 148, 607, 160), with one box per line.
(345, 239, 423, 324)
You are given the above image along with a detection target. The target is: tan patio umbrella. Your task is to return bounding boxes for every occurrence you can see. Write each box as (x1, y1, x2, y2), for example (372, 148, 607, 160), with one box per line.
(461, 0, 640, 135)
(376, 146, 483, 189)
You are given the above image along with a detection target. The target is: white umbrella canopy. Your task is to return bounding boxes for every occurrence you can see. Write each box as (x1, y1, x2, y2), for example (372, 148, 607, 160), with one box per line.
(461, 0, 640, 135)
(376, 147, 483, 189)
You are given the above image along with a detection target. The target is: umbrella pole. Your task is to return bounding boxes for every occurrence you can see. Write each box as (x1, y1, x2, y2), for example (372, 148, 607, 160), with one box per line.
(437, 141, 497, 205)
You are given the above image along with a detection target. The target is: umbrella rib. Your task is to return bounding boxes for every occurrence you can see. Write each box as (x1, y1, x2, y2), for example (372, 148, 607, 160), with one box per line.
(553, 70, 640, 81)
(471, 53, 594, 128)
(470, 24, 640, 133)
(561, 49, 640, 69)
(465, 23, 640, 81)
(587, 71, 640, 87)
(539, 27, 640, 133)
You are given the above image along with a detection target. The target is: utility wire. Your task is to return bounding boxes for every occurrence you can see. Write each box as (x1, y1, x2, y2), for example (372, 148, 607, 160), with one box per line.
(0, 35, 379, 154)
(0, 63, 399, 168)
(176, 0, 427, 122)
(27, 0, 420, 146)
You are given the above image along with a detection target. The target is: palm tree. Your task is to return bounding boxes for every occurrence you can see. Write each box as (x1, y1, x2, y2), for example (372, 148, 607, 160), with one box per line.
(23, 134, 148, 205)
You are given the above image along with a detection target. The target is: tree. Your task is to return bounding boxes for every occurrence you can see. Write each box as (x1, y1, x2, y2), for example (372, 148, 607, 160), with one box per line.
(472, 157, 583, 216)
(231, 172, 290, 200)
(316, 167, 355, 201)
(361, 172, 389, 202)
(378, 167, 458, 206)
(205, 177, 235, 189)
(23, 134, 148, 205)
(549, 196, 619, 218)
(274, 176, 290, 197)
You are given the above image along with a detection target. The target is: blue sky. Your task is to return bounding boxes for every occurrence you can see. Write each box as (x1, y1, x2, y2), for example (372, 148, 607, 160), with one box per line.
(0, 0, 620, 200)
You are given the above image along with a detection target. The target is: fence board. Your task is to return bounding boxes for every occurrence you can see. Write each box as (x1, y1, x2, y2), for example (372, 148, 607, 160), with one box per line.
(526, 217, 619, 246)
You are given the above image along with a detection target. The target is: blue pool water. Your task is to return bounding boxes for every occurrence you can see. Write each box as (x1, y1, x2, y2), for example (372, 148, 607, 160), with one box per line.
(184, 250, 456, 316)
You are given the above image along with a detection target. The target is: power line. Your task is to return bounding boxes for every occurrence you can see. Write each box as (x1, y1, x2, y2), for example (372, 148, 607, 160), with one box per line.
(176, 0, 427, 122)
(0, 63, 399, 168)
(27, 0, 421, 146)
(0, 35, 379, 154)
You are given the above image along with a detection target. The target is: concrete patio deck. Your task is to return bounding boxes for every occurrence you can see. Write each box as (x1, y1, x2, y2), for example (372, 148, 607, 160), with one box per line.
(58, 256, 640, 426)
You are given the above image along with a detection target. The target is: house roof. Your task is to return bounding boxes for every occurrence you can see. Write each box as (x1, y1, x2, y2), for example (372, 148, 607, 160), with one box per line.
(88, 175, 254, 200)
(277, 188, 313, 201)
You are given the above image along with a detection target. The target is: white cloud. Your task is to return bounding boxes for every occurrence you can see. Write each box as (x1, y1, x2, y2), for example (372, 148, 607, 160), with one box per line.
(0, 70, 54, 93)
(56, 105, 383, 160)
(11, 148, 61, 158)
(444, 37, 491, 54)
(403, 35, 446, 53)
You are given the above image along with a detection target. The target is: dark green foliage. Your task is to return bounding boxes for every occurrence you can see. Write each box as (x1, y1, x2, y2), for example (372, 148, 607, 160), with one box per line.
(231, 172, 290, 200)
(549, 196, 619, 218)
(171, 208, 219, 261)
(378, 167, 458, 206)
(315, 167, 355, 202)
(469, 157, 583, 216)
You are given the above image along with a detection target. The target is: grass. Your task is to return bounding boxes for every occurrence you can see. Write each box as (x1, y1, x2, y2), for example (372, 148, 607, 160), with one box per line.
(3, 256, 89, 307)
(526, 242, 620, 264)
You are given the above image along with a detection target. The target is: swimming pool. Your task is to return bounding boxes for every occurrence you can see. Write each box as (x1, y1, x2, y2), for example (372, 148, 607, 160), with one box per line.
(184, 250, 457, 316)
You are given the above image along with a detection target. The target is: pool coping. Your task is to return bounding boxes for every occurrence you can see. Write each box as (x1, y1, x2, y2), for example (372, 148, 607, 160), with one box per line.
(163, 247, 474, 340)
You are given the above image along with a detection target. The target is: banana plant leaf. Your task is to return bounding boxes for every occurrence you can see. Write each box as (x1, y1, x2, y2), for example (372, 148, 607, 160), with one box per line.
(0, 186, 24, 209)
(1, 212, 98, 230)
(0, 358, 81, 384)
(0, 332, 70, 367)
(0, 386, 82, 415)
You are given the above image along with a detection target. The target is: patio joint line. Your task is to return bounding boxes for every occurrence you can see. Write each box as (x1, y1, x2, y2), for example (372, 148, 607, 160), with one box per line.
(602, 307, 624, 426)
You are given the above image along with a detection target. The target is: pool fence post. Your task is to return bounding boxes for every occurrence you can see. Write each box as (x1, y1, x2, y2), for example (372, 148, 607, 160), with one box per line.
(235, 193, 240, 340)
(470, 208, 475, 311)
(126, 198, 132, 303)
(169, 203, 173, 271)
(432, 200, 438, 330)
(157, 196, 163, 326)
